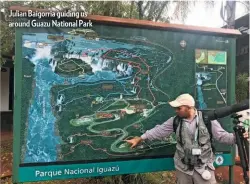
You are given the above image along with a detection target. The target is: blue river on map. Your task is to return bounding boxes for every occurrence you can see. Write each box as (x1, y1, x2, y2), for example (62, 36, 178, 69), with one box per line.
(196, 72, 212, 110)
(23, 33, 152, 163)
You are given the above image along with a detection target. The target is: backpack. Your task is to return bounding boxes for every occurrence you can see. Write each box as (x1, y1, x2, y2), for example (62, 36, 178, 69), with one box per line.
(173, 111, 215, 152)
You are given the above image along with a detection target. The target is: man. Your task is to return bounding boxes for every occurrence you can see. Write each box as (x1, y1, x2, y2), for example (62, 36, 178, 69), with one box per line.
(126, 94, 248, 184)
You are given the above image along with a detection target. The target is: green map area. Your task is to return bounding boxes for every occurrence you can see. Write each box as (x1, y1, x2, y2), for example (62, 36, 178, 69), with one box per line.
(20, 27, 232, 164)
(51, 36, 177, 161)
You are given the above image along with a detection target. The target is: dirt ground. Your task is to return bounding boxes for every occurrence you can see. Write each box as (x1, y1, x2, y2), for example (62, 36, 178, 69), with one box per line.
(1, 131, 247, 184)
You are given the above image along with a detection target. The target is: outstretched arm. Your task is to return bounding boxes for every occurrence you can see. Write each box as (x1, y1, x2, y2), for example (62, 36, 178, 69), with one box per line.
(125, 117, 174, 148)
(141, 117, 174, 141)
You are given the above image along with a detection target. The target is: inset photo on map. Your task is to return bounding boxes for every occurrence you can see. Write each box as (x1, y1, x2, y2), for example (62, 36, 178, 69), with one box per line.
(195, 49, 208, 64)
(208, 50, 227, 65)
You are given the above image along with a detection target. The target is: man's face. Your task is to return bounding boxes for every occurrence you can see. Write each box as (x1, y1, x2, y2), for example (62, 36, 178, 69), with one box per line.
(175, 105, 190, 118)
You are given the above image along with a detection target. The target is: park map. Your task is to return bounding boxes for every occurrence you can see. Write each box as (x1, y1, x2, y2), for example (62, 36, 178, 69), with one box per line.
(20, 29, 227, 164)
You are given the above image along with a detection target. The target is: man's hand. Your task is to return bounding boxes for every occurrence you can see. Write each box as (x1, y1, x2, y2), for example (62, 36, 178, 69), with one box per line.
(125, 137, 143, 148)
(243, 131, 249, 139)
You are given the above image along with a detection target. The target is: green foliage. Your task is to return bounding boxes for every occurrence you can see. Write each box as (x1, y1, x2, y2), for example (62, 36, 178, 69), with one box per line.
(0, 20, 15, 66)
(0, 1, 216, 66)
(236, 73, 249, 102)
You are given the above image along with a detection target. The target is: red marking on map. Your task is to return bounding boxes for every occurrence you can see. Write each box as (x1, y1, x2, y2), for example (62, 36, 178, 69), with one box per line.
(96, 112, 113, 119)
(101, 49, 156, 103)
(102, 84, 114, 90)
(120, 110, 126, 118)
(81, 140, 93, 145)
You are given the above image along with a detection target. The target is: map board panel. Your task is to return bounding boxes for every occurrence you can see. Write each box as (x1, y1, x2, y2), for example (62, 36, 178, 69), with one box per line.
(13, 23, 236, 183)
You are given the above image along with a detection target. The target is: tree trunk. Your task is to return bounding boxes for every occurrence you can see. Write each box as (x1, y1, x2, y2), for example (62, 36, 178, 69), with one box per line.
(112, 1, 118, 16)
(147, 1, 156, 20)
(129, 1, 134, 18)
(155, 1, 169, 22)
(226, 0, 236, 28)
(103, 2, 111, 16)
(137, 1, 143, 20)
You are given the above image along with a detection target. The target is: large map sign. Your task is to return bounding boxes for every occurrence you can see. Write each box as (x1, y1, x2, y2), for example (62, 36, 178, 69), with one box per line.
(13, 18, 238, 183)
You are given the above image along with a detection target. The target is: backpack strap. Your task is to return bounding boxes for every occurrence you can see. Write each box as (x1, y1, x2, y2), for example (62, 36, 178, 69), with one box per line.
(202, 111, 213, 140)
(173, 116, 181, 133)
(201, 111, 215, 153)
(173, 116, 184, 146)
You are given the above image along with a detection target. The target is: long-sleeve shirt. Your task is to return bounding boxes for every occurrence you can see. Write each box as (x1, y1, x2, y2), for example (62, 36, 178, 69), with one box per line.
(140, 114, 235, 176)
(141, 116, 235, 145)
